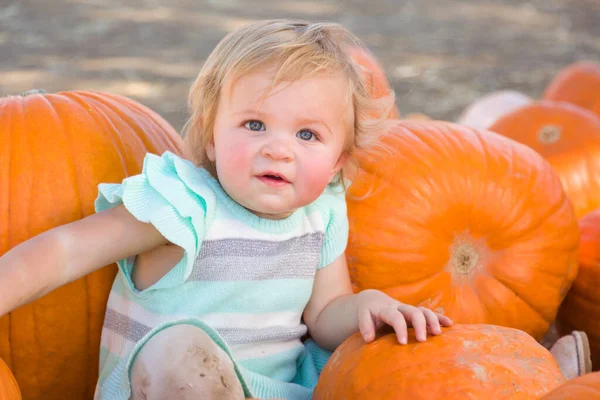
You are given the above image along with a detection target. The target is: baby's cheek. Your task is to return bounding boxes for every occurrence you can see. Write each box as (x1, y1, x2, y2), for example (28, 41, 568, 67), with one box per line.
(220, 145, 249, 173)
(301, 160, 336, 194)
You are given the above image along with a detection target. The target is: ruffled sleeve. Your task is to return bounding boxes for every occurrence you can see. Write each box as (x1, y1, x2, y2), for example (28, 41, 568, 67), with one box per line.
(315, 183, 349, 269)
(95, 151, 216, 292)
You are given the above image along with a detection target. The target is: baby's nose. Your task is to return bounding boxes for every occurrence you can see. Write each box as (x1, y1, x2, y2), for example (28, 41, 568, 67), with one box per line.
(260, 140, 294, 161)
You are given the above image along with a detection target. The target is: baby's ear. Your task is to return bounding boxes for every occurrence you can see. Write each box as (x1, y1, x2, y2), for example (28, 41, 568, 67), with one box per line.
(206, 141, 216, 162)
(331, 153, 349, 180)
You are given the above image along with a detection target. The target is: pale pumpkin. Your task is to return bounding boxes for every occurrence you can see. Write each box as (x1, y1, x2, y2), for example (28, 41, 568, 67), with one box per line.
(346, 120, 579, 340)
(0, 358, 21, 400)
(456, 90, 532, 131)
(489, 101, 600, 218)
(540, 371, 600, 399)
(557, 209, 600, 370)
(544, 61, 600, 116)
(0, 90, 182, 399)
(315, 324, 565, 400)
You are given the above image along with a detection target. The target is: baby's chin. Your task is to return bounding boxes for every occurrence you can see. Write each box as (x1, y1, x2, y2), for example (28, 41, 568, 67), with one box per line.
(245, 203, 296, 220)
(251, 209, 295, 220)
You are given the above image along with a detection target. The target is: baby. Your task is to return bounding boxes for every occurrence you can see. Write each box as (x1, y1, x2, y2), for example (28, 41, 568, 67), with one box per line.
(0, 19, 452, 399)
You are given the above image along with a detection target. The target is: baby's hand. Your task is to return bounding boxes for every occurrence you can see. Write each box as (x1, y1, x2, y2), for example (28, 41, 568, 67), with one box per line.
(356, 289, 453, 345)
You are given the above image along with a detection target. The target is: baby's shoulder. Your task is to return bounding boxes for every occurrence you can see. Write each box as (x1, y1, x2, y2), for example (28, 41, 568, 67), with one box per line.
(142, 151, 219, 205)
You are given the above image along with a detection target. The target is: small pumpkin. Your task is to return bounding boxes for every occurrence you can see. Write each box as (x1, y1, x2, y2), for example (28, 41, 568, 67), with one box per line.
(347, 46, 400, 119)
(0, 90, 183, 400)
(540, 371, 600, 399)
(456, 90, 532, 131)
(557, 209, 600, 369)
(315, 324, 565, 400)
(544, 61, 600, 116)
(346, 120, 579, 340)
(489, 101, 600, 218)
(0, 358, 21, 400)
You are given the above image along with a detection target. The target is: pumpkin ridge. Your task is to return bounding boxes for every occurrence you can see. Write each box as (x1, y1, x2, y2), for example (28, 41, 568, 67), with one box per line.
(79, 91, 180, 155)
(68, 93, 133, 174)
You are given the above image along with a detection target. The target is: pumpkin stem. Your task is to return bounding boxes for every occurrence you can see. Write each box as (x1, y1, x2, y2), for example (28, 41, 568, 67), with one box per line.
(19, 89, 47, 96)
(538, 125, 561, 144)
(451, 243, 479, 275)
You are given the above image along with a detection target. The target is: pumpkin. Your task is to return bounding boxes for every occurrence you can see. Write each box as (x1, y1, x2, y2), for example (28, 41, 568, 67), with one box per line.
(0, 358, 21, 400)
(403, 112, 431, 121)
(347, 46, 400, 119)
(544, 61, 600, 116)
(540, 371, 600, 399)
(314, 324, 565, 400)
(456, 90, 532, 131)
(346, 120, 579, 340)
(557, 209, 600, 369)
(0, 90, 183, 400)
(489, 101, 600, 218)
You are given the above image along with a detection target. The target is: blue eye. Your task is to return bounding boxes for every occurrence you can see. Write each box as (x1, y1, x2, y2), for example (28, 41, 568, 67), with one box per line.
(245, 120, 265, 131)
(297, 129, 316, 141)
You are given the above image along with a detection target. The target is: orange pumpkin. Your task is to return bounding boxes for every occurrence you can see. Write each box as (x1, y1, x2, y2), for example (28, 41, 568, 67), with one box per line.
(347, 46, 400, 119)
(0, 90, 183, 400)
(346, 120, 579, 340)
(557, 209, 600, 369)
(489, 101, 600, 218)
(0, 358, 21, 400)
(540, 371, 600, 399)
(315, 324, 565, 400)
(544, 61, 600, 116)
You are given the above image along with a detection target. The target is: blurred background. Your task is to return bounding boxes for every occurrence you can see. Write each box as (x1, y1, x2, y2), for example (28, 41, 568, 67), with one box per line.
(1, 0, 599, 133)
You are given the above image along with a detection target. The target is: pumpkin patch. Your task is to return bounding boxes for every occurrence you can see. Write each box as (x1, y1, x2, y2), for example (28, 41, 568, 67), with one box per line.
(0, 90, 182, 400)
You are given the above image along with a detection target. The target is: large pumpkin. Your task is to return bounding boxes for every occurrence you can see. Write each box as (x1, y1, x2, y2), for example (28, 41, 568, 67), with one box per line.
(540, 371, 600, 399)
(346, 120, 579, 340)
(557, 209, 600, 369)
(315, 324, 565, 399)
(0, 358, 21, 400)
(544, 61, 600, 116)
(489, 101, 600, 218)
(347, 46, 400, 119)
(0, 90, 182, 399)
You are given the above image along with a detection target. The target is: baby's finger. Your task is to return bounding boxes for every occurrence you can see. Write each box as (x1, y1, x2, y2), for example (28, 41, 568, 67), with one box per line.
(358, 308, 376, 343)
(378, 306, 408, 344)
(398, 304, 427, 342)
(418, 307, 441, 335)
(437, 313, 454, 326)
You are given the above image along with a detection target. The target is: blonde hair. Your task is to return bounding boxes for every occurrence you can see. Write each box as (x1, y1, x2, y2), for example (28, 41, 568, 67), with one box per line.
(183, 19, 395, 187)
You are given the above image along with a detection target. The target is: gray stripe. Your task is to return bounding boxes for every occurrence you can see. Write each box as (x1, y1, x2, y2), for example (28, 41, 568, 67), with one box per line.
(188, 253, 320, 281)
(216, 325, 308, 345)
(187, 233, 324, 282)
(104, 308, 150, 342)
(201, 233, 324, 258)
(103, 308, 307, 346)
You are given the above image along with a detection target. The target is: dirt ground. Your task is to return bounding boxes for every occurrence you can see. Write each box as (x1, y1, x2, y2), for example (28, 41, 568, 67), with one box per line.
(1, 0, 599, 132)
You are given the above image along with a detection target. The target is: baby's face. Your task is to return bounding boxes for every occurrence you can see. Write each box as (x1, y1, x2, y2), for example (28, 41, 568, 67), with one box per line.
(207, 68, 351, 219)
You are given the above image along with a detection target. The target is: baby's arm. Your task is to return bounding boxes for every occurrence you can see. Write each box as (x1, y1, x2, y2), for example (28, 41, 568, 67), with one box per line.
(304, 255, 452, 350)
(303, 255, 359, 350)
(0, 204, 168, 316)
